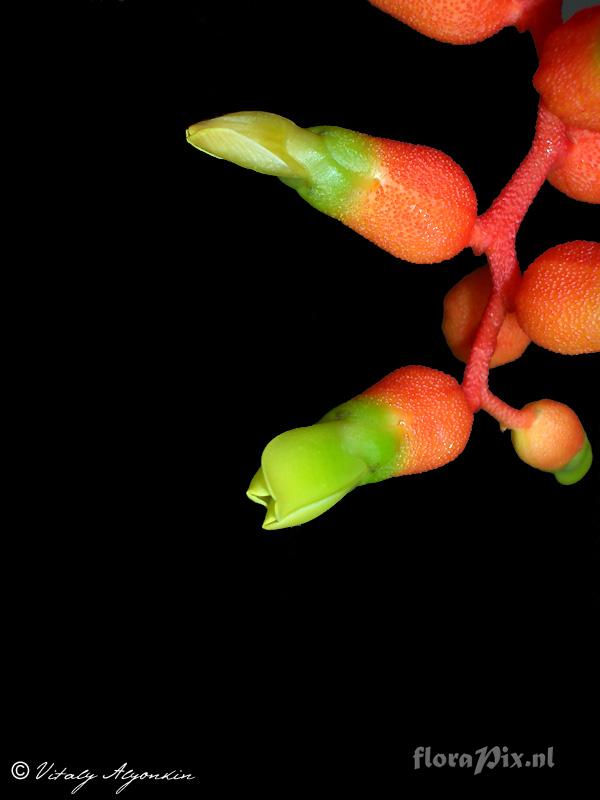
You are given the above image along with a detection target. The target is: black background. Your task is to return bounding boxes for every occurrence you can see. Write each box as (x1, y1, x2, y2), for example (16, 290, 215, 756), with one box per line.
(6, 0, 599, 795)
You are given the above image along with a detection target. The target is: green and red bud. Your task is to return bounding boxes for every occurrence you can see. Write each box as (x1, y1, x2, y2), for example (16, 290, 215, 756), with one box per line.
(187, 111, 477, 264)
(247, 366, 473, 529)
(358, 365, 474, 475)
(247, 403, 398, 531)
(510, 399, 593, 485)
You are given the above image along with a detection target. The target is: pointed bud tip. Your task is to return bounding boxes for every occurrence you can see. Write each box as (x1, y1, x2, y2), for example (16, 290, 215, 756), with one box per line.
(246, 468, 269, 509)
(186, 111, 316, 179)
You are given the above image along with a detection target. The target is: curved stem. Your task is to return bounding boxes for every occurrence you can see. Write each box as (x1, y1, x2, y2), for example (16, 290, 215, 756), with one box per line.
(480, 389, 535, 430)
(473, 104, 567, 260)
(462, 104, 567, 413)
(461, 291, 505, 410)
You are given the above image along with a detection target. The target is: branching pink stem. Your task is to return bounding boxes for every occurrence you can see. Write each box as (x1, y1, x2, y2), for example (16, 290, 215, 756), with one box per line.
(462, 103, 568, 423)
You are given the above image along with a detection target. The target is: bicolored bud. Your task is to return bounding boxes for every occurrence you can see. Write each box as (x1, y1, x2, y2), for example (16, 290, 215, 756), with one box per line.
(547, 127, 600, 204)
(187, 111, 477, 264)
(533, 7, 600, 133)
(515, 241, 600, 355)
(368, 0, 561, 46)
(442, 265, 530, 367)
(247, 366, 473, 530)
(511, 400, 593, 485)
(247, 405, 398, 531)
(358, 365, 474, 475)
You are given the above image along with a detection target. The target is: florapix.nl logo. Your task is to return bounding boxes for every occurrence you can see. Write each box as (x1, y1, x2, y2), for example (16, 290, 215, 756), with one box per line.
(413, 746, 555, 774)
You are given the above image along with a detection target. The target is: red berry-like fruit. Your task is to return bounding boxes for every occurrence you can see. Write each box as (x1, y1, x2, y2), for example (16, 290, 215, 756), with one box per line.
(547, 127, 600, 204)
(533, 7, 600, 132)
(442, 266, 530, 366)
(515, 241, 600, 355)
(369, 0, 563, 45)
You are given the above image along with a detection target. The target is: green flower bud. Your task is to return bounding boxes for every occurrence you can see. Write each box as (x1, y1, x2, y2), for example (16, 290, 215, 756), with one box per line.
(247, 403, 398, 530)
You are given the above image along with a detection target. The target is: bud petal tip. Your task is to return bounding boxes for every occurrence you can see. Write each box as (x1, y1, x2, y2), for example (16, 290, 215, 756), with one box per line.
(246, 424, 372, 530)
(553, 436, 593, 486)
(186, 111, 314, 179)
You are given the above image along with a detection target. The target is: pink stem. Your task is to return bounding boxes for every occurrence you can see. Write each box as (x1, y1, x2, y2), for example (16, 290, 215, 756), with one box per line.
(480, 389, 536, 430)
(473, 104, 567, 261)
(462, 104, 567, 417)
(461, 292, 505, 410)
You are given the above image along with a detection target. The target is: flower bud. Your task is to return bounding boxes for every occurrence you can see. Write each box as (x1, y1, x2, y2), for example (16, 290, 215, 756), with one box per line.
(368, 0, 558, 45)
(533, 7, 600, 132)
(511, 400, 593, 484)
(187, 111, 477, 264)
(247, 366, 473, 529)
(515, 241, 600, 355)
(247, 408, 397, 531)
(442, 266, 530, 367)
(547, 127, 600, 205)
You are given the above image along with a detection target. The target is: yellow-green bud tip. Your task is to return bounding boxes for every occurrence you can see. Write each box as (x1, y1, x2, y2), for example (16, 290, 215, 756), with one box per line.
(246, 423, 370, 530)
(186, 111, 319, 180)
(553, 436, 593, 485)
